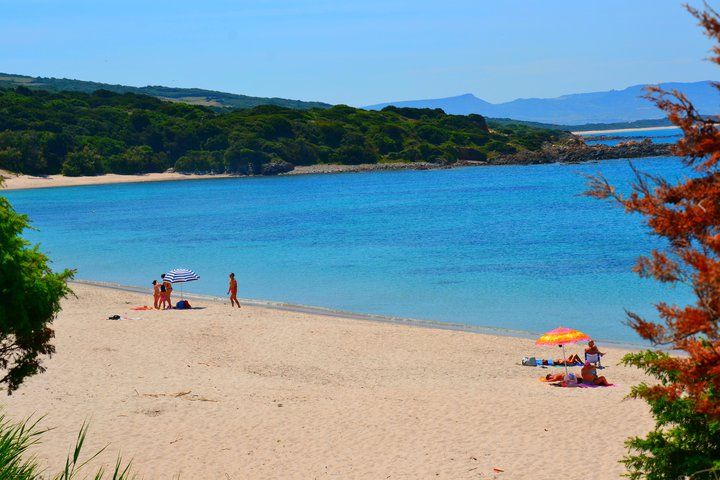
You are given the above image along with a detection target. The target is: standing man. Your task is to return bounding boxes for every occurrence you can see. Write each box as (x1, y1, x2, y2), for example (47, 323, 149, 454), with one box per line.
(228, 272, 241, 308)
(161, 273, 173, 309)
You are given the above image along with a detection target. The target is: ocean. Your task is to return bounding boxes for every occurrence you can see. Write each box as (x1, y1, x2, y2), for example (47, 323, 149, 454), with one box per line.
(3, 132, 692, 343)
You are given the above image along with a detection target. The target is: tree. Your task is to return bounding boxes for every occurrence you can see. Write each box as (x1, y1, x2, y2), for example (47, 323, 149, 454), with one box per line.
(0, 179, 74, 393)
(586, 5, 720, 478)
(62, 146, 105, 176)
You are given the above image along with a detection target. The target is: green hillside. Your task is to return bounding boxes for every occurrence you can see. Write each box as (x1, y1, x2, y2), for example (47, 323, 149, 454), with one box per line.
(0, 73, 331, 111)
(0, 87, 568, 176)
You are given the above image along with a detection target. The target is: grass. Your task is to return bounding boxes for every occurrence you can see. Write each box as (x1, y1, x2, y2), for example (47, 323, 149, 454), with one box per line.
(0, 413, 135, 480)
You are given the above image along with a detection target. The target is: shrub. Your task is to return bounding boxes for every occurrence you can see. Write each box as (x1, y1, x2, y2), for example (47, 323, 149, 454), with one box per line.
(61, 146, 105, 176)
(0, 186, 74, 393)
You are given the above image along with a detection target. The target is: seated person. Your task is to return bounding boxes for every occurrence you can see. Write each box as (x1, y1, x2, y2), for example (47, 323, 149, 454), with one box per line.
(541, 354, 583, 366)
(585, 340, 605, 358)
(581, 362, 609, 386)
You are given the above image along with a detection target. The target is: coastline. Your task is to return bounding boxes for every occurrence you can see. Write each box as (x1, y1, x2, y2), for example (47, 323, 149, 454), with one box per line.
(3, 282, 654, 478)
(72, 279, 647, 349)
(0, 163, 464, 191)
(572, 125, 680, 135)
(0, 171, 239, 191)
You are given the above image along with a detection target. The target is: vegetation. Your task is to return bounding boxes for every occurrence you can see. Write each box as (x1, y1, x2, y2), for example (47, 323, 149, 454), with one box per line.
(587, 5, 720, 479)
(0, 178, 74, 393)
(0, 414, 134, 479)
(0, 87, 567, 177)
(0, 72, 331, 111)
(488, 117, 672, 132)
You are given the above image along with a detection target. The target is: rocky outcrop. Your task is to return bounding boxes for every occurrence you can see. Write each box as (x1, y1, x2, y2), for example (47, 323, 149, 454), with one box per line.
(261, 159, 295, 175)
(494, 137, 672, 165)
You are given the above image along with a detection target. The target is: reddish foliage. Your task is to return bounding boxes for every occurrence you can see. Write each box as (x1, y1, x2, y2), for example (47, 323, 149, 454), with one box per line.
(587, 3, 720, 417)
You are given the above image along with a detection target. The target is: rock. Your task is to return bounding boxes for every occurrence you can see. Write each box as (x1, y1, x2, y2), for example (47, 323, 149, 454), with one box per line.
(495, 136, 672, 165)
(261, 159, 295, 175)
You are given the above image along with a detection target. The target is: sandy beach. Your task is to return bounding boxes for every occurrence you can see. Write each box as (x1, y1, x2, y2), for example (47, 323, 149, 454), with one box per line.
(0, 163, 469, 191)
(2, 283, 653, 479)
(0, 170, 238, 191)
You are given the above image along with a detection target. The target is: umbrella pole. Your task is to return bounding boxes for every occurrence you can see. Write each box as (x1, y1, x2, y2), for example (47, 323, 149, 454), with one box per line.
(562, 344, 568, 377)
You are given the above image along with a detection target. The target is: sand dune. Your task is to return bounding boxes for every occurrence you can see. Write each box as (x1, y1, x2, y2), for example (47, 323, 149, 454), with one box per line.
(3, 284, 652, 479)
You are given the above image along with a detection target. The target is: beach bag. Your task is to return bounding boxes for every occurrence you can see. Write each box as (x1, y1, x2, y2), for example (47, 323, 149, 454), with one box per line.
(563, 372, 579, 387)
(521, 356, 537, 367)
(176, 300, 191, 309)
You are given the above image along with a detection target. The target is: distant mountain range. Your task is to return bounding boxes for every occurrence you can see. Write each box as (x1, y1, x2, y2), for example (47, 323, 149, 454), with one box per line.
(0, 73, 331, 110)
(364, 81, 718, 124)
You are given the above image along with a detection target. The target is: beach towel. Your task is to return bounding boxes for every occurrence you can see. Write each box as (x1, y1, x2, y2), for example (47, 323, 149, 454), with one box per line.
(523, 358, 582, 367)
(132, 306, 154, 311)
(539, 377, 615, 388)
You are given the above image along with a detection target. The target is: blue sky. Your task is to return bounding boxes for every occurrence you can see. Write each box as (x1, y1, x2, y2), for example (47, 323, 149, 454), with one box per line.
(1, 0, 717, 105)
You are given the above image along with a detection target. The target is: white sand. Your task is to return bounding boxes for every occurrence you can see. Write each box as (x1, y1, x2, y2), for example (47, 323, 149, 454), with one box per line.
(3, 283, 653, 479)
(0, 171, 237, 191)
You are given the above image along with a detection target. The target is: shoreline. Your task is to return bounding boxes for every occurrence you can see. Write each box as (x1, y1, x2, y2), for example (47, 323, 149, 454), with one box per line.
(0, 171, 240, 191)
(3, 282, 655, 478)
(71, 279, 648, 350)
(572, 125, 680, 135)
(0, 163, 462, 191)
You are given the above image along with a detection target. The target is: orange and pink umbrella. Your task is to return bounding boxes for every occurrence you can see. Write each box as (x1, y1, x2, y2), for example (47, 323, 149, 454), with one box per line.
(536, 327, 590, 375)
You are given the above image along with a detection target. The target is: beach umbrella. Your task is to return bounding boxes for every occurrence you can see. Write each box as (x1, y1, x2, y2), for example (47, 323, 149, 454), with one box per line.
(535, 327, 590, 376)
(163, 268, 200, 300)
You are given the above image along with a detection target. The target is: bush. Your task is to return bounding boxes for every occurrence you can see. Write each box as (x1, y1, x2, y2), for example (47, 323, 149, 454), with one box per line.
(222, 147, 269, 174)
(61, 146, 105, 176)
(175, 150, 224, 173)
(0, 187, 74, 393)
(107, 146, 168, 174)
(620, 351, 720, 479)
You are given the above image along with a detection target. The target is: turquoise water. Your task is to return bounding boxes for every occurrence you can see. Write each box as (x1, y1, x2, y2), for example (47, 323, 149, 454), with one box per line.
(3, 152, 693, 343)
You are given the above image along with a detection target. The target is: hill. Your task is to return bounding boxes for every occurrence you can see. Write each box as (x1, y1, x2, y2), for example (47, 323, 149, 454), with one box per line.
(0, 73, 332, 111)
(364, 81, 717, 124)
(0, 87, 567, 177)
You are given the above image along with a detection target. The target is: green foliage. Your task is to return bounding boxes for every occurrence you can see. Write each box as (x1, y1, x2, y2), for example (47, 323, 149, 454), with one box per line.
(0, 188, 74, 393)
(620, 351, 720, 479)
(0, 87, 568, 176)
(0, 414, 45, 479)
(175, 150, 224, 173)
(0, 72, 331, 110)
(0, 414, 135, 479)
(62, 146, 105, 176)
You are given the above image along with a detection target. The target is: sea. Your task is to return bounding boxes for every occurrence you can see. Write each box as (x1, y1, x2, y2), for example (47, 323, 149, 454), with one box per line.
(3, 127, 691, 344)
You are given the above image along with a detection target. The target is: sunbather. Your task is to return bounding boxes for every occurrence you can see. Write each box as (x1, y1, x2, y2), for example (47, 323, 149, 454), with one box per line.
(540, 354, 583, 366)
(581, 362, 609, 386)
(544, 372, 582, 384)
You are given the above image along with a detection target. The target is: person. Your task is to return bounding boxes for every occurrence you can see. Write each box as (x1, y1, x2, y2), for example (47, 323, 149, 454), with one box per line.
(161, 274, 173, 310)
(152, 280, 161, 309)
(541, 354, 583, 366)
(585, 340, 605, 358)
(228, 272, 241, 308)
(544, 372, 582, 384)
(581, 362, 609, 386)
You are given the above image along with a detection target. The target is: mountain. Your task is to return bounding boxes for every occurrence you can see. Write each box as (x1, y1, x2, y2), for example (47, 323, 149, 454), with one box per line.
(364, 81, 718, 124)
(0, 73, 331, 110)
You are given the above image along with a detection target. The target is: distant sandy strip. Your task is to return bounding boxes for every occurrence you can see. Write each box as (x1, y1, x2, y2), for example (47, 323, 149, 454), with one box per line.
(4, 282, 653, 479)
(0, 171, 238, 191)
(573, 125, 680, 135)
(0, 163, 469, 191)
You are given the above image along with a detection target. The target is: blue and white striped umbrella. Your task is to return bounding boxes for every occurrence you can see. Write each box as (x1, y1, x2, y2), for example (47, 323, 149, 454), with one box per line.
(163, 268, 200, 284)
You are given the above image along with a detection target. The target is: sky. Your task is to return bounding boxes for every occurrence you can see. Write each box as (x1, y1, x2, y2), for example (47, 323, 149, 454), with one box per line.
(1, 0, 718, 106)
